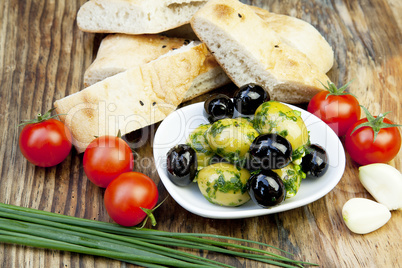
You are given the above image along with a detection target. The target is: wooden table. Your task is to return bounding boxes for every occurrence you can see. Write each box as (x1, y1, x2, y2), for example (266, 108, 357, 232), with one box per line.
(1, 0, 401, 267)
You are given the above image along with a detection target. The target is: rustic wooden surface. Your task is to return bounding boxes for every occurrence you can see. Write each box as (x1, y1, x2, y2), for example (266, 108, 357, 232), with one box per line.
(1, 0, 401, 267)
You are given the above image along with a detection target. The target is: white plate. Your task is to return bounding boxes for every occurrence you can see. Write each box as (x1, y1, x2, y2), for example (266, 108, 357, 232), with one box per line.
(153, 102, 345, 219)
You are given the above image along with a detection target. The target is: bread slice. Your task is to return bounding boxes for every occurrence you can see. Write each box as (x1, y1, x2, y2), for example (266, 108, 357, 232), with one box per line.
(83, 34, 231, 101)
(77, 0, 208, 34)
(55, 42, 208, 153)
(191, 0, 331, 103)
(161, 6, 334, 74)
(182, 52, 230, 101)
(250, 6, 334, 74)
(83, 34, 190, 87)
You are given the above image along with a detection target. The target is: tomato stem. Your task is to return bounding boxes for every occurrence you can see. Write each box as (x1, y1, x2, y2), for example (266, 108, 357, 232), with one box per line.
(141, 208, 157, 227)
(351, 106, 402, 141)
(319, 80, 357, 99)
(18, 108, 66, 127)
(139, 196, 169, 228)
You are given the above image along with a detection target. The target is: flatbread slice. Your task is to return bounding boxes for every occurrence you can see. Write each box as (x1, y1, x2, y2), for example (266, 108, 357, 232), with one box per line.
(162, 6, 334, 74)
(77, 0, 208, 34)
(191, 0, 331, 104)
(55, 42, 208, 153)
(83, 34, 231, 101)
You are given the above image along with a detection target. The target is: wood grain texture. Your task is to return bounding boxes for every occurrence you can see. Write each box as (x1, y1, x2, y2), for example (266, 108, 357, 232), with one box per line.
(0, 0, 401, 267)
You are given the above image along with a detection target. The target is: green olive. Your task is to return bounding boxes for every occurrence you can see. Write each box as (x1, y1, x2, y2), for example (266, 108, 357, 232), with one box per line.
(187, 124, 215, 169)
(253, 101, 309, 151)
(197, 162, 251, 206)
(205, 118, 259, 164)
(272, 163, 306, 199)
(235, 117, 254, 127)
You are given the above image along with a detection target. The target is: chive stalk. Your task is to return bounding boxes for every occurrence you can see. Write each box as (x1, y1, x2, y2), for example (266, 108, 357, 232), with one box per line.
(0, 203, 282, 252)
(0, 231, 208, 268)
(0, 203, 317, 267)
(0, 211, 229, 268)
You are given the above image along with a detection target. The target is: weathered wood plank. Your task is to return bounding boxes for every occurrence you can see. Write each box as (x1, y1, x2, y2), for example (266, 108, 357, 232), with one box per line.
(0, 0, 401, 267)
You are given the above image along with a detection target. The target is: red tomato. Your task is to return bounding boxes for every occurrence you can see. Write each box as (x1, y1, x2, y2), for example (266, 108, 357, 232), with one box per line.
(19, 118, 72, 167)
(345, 117, 401, 166)
(83, 135, 134, 188)
(307, 81, 360, 136)
(104, 172, 159, 227)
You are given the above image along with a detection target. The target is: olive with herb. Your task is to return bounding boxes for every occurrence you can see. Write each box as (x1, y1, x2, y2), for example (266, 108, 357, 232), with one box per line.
(301, 144, 329, 178)
(166, 144, 197, 186)
(204, 94, 234, 123)
(186, 124, 215, 169)
(233, 83, 269, 115)
(273, 162, 305, 199)
(205, 118, 259, 164)
(248, 133, 293, 170)
(197, 162, 251, 206)
(253, 101, 309, 152)
(247, 169, 286, 208)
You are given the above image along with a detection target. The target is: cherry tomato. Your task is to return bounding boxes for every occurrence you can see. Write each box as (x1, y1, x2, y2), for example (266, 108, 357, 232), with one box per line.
(83, 134, 134, 188)
(345, 107, 401, 166)
(307, 81, 360, 136)
(345, 117, 401, 166)
(19, 112, 72, 167)
(104, 172, 159, 227)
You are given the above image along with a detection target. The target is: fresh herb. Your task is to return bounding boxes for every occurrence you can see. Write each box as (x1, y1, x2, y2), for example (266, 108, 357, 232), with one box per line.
(278, 130, 289, 138)
(247, 131, 258, 141)
(292, 146, 305, 161)
(213, 170, 246, 194)
(0, 203, 318, 267)
(282, 172, 300, 197)
(287, 170, 295, 176)
(293, 110, 302, 117)
(188, 125, 213, 155)
(279, 111, 298, 122)
(251, 169, 261, 175)
(189, 135, 211, 154)
(222, 149, 242, 163)
(209, 121, 228, 137)
(216, 147, 226, 157)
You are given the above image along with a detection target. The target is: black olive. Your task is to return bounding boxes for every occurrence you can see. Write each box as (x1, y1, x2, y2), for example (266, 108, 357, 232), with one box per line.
(248, 133, 292, 170)
(301, 144, 329, 178)
(166, 144, 197, 186)
(247, 170, 286, 208)
(233, 83, 269, 115)
(204, 94, 234, 123)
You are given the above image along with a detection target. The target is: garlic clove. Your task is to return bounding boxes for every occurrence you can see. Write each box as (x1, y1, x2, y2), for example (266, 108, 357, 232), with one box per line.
(359, 163, 402, 210)
(342, 198, 391, 234)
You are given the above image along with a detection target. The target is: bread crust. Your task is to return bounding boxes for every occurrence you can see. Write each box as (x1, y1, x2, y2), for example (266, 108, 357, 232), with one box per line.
(55, 43, 208, 153)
